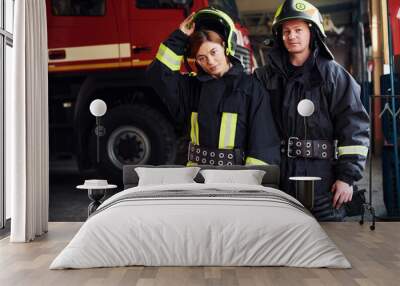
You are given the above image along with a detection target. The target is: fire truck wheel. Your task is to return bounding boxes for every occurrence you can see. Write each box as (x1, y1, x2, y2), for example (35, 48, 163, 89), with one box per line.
(91, 104, 177, 182)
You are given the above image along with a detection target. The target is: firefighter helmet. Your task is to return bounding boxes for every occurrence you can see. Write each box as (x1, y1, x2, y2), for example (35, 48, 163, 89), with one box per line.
(193, 7, 238, 56)
(272, 0, 334, 60)
(272, 0, 326, 38)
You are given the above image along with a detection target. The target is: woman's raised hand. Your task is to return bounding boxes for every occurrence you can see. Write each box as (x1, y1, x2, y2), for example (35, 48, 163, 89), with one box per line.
(179, 12, 196, 36)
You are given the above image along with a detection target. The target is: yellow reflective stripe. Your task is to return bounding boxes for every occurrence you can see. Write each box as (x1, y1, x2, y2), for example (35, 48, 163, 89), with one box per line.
(274, 3, 283, 18)
(218, 112, 237, 150)
(186, 161, 198, 167)
(245, 157, 268, 166)
(155, 43, 182, 71)
(190, 112, 199, 145)
(338, 145, 368, 157)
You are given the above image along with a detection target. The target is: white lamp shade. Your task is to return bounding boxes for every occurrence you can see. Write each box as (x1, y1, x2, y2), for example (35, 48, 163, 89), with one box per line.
(89, 99, 107, 117)
(297, 99, 315, 117)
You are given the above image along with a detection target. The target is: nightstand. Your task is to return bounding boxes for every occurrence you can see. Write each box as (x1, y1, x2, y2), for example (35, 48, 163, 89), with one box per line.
(77, 180, 117, 216)
(289, 176, 321, 210)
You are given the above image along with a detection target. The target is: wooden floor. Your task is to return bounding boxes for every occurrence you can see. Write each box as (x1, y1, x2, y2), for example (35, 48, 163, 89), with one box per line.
(0, 222, 399, 286)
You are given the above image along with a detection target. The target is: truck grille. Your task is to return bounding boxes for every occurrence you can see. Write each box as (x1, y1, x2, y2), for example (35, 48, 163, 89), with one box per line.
(235, 45, 251, 74)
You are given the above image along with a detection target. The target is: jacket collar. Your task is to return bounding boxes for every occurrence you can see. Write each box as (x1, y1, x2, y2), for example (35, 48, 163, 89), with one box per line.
(266, 46, 324, 88)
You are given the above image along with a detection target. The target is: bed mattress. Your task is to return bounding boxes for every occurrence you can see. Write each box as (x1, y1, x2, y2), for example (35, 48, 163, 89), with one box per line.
(50, 183, 351, 269)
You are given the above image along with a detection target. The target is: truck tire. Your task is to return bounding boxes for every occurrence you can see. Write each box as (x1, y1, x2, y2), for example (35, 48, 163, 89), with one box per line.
(92, 104, 177, 182)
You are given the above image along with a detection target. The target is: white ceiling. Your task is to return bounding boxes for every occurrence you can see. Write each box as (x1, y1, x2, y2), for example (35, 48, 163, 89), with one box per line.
(236, 0, 355, 13)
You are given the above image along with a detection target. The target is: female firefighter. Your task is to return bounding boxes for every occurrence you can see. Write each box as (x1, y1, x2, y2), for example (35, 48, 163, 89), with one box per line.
(147, 8, 280, 166)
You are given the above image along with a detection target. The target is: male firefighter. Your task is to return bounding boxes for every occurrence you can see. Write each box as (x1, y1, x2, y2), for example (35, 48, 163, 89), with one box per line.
(255, 0, 370, 221)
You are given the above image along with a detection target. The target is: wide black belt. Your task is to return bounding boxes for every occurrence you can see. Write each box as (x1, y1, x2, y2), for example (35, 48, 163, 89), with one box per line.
(187, 143, 244, 166)
(281, 137, 338, 160)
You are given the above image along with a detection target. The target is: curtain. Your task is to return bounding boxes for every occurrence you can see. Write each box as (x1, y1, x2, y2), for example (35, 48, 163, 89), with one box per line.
(7, 0, 49, 242)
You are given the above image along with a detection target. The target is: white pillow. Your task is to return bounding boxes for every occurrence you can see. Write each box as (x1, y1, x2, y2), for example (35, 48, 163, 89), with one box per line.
(135, 167, 200, 186)
(200, 169, 266, 185)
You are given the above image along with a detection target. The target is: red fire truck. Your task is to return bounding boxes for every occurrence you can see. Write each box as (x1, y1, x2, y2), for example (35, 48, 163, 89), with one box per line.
(46, 0, 254, 180)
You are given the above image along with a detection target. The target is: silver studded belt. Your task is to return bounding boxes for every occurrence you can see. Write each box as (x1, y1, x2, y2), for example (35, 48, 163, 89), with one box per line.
(281, 137, 338, 160)
(187, 142, 244, 166)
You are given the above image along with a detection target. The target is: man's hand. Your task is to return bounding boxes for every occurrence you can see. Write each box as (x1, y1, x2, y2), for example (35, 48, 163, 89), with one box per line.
(179, 12, 196, 36)
(331, 180, 353, 209)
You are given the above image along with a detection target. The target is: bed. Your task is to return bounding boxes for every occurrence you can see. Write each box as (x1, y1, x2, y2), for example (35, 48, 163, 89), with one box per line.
(49, 165, 351, 269)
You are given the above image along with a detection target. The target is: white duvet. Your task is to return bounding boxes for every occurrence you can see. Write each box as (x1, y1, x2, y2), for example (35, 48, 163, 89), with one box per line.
(50, 183, 351, 269)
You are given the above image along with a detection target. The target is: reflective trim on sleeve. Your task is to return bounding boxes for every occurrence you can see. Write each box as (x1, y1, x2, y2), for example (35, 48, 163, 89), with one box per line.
(245, 157, 268, 166)
(155, 43, 182, 71)
(190, 112, 199, 145)
(218, 112, 238, 150)
(338, 145, 368, 157)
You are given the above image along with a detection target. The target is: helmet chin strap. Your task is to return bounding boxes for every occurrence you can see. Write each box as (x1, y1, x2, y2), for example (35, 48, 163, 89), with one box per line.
(222, 41, 231, 56)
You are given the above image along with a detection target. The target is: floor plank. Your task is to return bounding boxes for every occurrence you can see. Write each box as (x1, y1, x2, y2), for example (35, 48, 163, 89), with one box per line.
(0, 222, 399, 286)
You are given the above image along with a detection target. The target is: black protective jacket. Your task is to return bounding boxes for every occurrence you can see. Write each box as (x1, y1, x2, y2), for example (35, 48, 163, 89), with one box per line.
(255, 47, 370, 219)
(147, 29, 280, 165)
